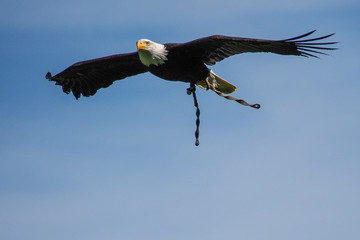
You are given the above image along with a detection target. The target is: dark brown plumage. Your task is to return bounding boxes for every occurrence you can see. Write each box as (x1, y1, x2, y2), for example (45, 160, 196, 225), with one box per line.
(46, 53, 147, 99)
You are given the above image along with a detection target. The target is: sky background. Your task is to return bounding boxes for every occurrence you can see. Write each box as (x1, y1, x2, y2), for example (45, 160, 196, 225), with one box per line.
(1, 0, 359, 240)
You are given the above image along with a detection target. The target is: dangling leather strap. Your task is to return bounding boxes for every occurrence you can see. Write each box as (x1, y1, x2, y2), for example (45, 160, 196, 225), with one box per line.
(205, 79, 261, 109)
(187, 83, 201, 146)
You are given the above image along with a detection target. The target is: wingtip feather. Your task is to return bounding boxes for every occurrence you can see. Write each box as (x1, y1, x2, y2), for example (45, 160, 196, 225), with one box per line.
(45, 72, 52, 80)
(284, 31, 338, 58)
(282, 30, 317, 41)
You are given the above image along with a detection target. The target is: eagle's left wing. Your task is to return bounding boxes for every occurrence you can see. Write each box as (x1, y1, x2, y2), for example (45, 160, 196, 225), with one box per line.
(175, 30, 337, 65)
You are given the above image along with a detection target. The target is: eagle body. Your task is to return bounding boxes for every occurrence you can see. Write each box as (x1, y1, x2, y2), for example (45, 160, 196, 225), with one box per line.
(46, 31, 337, 100)
(146, 44, 210, 83)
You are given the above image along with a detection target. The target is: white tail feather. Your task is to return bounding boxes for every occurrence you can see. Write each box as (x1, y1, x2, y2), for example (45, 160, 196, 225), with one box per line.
(196, 70, 238, 94)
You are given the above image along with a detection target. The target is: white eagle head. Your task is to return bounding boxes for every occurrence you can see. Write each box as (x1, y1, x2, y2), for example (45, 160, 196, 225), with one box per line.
(137, 39, 168, 67)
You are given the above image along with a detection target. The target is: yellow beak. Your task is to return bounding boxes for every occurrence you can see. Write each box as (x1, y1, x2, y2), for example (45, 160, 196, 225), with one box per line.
(137, 41, 148, 50)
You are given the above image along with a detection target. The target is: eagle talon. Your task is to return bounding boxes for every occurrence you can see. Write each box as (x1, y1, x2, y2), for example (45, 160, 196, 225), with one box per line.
(187, 85, 196, 95)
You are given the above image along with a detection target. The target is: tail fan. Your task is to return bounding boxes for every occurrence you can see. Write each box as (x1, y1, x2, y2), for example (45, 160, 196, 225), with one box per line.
(196, 70, 238, 94)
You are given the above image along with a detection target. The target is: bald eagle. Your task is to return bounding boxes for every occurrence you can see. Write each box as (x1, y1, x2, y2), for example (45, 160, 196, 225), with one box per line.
(46, 30, 336, 145)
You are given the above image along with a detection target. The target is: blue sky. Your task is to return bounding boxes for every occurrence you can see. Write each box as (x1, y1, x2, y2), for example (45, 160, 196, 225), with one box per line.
(1, 0, 359, 239)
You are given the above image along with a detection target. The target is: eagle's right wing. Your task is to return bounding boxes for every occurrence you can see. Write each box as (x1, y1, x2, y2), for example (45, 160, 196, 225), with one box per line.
(46, 52, 148, 99)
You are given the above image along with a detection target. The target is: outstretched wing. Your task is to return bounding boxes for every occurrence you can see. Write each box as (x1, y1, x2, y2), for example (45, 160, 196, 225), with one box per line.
(46, 52, 148, 99)
(175, 30, 337, 65)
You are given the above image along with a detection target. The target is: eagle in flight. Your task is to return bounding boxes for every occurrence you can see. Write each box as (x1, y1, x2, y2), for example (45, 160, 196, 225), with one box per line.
(46, 30, 336, 145)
